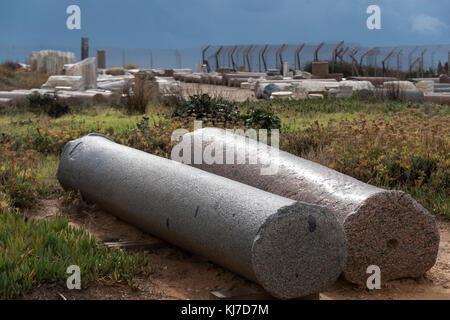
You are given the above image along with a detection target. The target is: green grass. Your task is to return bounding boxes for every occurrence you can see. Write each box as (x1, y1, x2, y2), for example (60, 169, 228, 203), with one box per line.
(0, 209, 152, 299)
(35, 154, 60, 195)
(0, 104, 168, 135)
(280, 112, 366, 130)
(240, 97, 449, 129)
(0, 108, 141, 135)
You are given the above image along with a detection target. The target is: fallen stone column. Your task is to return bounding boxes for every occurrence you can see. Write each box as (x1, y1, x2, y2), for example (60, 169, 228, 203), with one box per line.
(174, 128, 440, 285)
(415, 81, 435, 94)
(200, 73, 221, 84)
(233, 78, 256, 88)
(347, 76, 398, 86)
(105, 67, 126, 76)
(97, 74, 134, 83)
(176, 73, 189, 82)
(55, 91, 105, 104)
(439, 74, 450, 83)
(57, 134, 347, 299)
(434, 83, 450, 93)
(408, 77, 440, 84)
(184, 73, 202, 83)
(41, 76, 85, 91)
(0, 98, 13, 108)
(97, 80, 128, 91)
(434, 87, 450, 93)
(0, 91, 30, 105)
(435, 83, 450, 88)
(339, 80, 375, 91)
(210, 74, 223, 85)
(328, 85, 353, 98)
(424, 93, 450, 105)
(156, 79, 182, 96)
(85, 90, 121, 103)
(257, 83, 294, 100)
(383, 81, 417, 90)
(222, 73, 265, 86)
(384, 88, 424, 102)
(257, 79, 337, 85)
(255, 79, 338, 98)
(173, 68, 192, 74)
(173, 71, 193, 82)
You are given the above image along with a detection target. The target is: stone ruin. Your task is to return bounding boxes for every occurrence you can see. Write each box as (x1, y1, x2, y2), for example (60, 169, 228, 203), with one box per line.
(30, 50, 76, 75)
(169, 59, 450, 104)
(65, 57, 97, 90)
(0, 47, 188, 109)
(3, 49, 450, 108)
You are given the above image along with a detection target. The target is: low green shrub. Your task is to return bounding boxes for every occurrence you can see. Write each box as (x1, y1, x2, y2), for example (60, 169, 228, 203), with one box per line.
(172, 94, 241, 126)
(0, 145, 43, 209)
(27, 93, 70, 118)
(242, 108, 281, 129)
(0, 210, 152, 299)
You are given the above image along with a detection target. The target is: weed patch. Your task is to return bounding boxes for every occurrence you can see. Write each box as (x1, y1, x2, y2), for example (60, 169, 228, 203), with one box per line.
(0, 209, 152, 299)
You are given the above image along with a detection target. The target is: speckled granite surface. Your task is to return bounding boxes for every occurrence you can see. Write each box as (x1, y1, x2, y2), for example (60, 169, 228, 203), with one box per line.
(57, 134, 347, 299)
(175, 128, 440, 285)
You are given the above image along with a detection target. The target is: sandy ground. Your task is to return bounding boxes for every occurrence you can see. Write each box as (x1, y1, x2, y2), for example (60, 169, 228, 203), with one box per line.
(21, 199, 450, 300)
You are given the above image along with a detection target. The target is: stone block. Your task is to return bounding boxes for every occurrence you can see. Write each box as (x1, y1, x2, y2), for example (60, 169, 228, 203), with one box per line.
(41, 75, 85, 91)
(30, 50, 76, 75)
(66, 58, 97, 90)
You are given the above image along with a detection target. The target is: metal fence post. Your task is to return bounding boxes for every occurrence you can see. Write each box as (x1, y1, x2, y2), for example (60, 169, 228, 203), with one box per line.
(448, 51, 450, 76)
(97, 50, 106, 69)
(81, 38, 89, 60)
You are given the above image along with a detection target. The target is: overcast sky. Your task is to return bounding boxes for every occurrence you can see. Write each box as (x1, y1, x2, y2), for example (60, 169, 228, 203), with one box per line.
(0, 0, 448, 48)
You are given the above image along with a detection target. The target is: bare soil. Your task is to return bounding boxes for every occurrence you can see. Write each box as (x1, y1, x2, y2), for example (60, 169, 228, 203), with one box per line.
(21, 199, 450, 300)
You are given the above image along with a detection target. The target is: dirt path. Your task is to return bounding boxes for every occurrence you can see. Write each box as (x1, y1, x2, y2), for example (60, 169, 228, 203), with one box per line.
(22, 199, 450, 300)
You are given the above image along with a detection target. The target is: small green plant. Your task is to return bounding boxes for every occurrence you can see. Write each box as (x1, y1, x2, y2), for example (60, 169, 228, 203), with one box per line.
(241, 108, 281, 129)
(172, 94, 241, 126)
(27, 93, 70, 118)
(136, 116, 150, 130)
(0, 145, 43, 209)
(0, 209, 152, 299)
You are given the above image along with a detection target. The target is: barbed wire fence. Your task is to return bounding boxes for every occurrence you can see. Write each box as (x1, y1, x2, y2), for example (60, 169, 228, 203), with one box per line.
(205, 43, 450, 77)
(1, 42, 449, 77)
